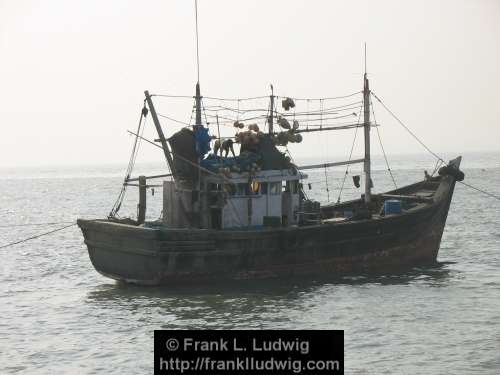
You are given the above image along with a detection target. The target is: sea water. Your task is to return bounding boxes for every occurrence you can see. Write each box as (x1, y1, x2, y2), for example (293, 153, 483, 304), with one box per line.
(1, 152, 499, 374)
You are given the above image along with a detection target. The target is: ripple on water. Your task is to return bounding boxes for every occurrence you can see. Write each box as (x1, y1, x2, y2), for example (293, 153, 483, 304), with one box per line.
(1, 161, 500, 374)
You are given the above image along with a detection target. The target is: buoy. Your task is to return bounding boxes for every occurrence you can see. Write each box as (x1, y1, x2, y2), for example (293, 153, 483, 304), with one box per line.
(278, 116, 291, 130)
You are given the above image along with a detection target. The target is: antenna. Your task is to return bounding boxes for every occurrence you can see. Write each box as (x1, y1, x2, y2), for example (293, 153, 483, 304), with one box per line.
(362, 42, 371, 204)
(364, 42, 367, 75)
(194, 0, 202, 126)
(194, 0, 201, 83)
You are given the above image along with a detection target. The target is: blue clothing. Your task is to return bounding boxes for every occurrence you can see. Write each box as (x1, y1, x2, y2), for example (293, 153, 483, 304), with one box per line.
(194, 126, 211, 157)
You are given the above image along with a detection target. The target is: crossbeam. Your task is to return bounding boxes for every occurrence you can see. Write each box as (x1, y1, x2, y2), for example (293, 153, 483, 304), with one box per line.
(126, 173, 172, 182)
(298, 158, 365, 170)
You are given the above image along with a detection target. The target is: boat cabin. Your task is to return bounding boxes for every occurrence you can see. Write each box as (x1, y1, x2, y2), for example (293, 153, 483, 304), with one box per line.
(163, 168, 306, 230)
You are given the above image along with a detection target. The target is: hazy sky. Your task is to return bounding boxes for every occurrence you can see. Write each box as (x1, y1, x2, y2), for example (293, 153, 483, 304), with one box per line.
(1, 0, 499, 167)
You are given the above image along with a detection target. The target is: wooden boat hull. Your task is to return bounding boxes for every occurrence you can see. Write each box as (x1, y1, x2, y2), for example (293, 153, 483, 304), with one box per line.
(77, 158, 461, 285)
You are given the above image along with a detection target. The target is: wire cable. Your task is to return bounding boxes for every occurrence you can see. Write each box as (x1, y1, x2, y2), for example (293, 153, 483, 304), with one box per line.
(371, 92, 445, 163)
(337, 105, 363, 203)
(371, 98, 397, 189)
(0, 223, 76, 249)
(0, 221, 74, 228)
(458, 181, 500, 201)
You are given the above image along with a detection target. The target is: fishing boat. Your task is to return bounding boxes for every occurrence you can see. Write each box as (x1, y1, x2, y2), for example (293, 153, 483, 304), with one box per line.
(77, 69, 465, 285)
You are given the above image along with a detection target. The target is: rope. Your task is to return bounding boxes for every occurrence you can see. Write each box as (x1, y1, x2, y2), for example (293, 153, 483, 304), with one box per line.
(278, 91, 362, 101)
(371, 92, 445, 163)
(0, 223, 76, 249)
(0, 221, 74, 228)
(458, 181, 500, 201)
(371, 97, 397, 189)
(337, 105, 363, 203)
(109, 104, 147, 218)
(151, 92, 361, 103)
(203, 95, 268, 101)
(324, 165, 330, 202)
(430, 159, 444, 177)
(157, 113, 192, 126)
(151, 94, 194, 99)
(371, 92, 500, 203)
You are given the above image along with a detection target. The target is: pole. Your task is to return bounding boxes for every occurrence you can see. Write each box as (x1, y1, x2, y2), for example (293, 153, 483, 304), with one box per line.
(363, 73, 371, 204)
(268, 84, 274, 134)
(195, 83, 202, 126)
(144, 91, 176, 178)
(137, 175, 146, 224)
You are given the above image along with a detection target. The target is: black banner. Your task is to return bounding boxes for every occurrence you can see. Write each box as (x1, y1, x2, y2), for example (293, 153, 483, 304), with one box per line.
(154, 330, 343, 374)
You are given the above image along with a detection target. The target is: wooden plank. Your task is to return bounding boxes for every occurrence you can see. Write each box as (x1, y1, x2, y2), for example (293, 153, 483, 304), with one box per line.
(298, 158, 365, 170)
(378, 194, 433, 203)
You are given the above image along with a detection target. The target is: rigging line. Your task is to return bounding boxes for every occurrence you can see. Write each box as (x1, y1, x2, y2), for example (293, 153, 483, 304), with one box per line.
(237, 99, 240, 123)
(188, 100, 196, 126)
(130, 115, 148, 175)
(337, 105, 363, 203)
(371, 92, 445, 163)
(277, 101, 363, 115)
(321, 98, 330, 200)
(203, 106, 269, 113)
(324, 165, 330, 202)
(277, 108, 361, 118)
(430, 159, 443, 177)
(306, 99, 310, 129)
(371, 97, 397, 189)
(151, 94, 194, 99)
(194, 0, 200, 83)
(276, 91, 362, 101)
(126, 130, 238, 186)
(201, 97, 210, 125)
(0, 221, 74, 228)
(157, 113, 192, 126)
(215, 114, 268, 122)
(203, 95, 268, 101)
(458, 181, 500, 202)
(281, 114, 357, 122)
(109, 105, 146, 217)
(320, 99, 324, 130)
(0, 223, 76, 250)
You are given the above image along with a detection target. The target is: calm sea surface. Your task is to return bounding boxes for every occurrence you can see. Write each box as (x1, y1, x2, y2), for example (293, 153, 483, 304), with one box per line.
(1, 152, 499, 374)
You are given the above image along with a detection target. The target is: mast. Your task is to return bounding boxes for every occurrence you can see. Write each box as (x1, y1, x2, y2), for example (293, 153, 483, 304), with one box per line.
(194, 0, 202, 127)
(195, 82, 202, 126)
(144, 90, 176, 178)
(363, 70, 371, 204)
(268, 84, 274, 134)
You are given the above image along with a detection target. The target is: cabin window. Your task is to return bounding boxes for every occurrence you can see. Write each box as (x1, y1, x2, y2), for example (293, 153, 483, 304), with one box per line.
(261, 182, 268, 195)
(251, 180, 260, 194)
(283, 181, 298, 193)
(237, 183, 250, 196)
(270, 182, 281, 195)
(282, 181, 288, 192)
(225, 184, 236, 195)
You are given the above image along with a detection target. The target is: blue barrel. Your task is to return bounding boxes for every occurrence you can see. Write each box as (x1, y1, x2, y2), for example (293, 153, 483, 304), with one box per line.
(384, 199, 402, 215)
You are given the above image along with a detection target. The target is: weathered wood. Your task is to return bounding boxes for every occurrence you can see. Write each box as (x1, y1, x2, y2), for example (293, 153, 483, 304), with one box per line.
(363, 73, 372, 203)
(295, 123, 367, 133)
(377, 194, 434, 203)
(298, 158, 365, 170)
(269, 85, 274, 134)
(126, 173, 172, 182)
(144, 90, 176, 177)
(137, 176, 146, 224)
(77, 156, 462, 285)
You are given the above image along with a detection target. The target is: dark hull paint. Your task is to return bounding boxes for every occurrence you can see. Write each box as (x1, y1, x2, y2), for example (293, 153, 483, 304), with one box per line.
(78, 158, 461, 285)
